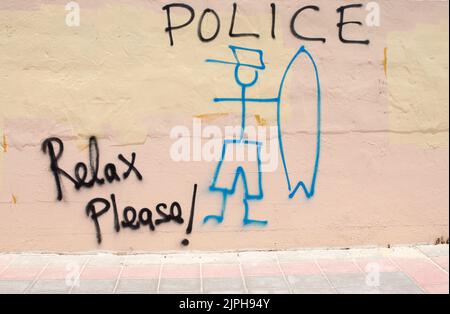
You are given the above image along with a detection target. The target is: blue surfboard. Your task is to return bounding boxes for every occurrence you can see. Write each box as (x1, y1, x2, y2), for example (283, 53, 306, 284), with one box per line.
(276, 46, 322, 200)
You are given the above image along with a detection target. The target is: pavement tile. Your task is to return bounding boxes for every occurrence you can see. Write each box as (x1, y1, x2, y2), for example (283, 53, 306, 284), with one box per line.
(71, 280, 116, 294)
(422, 284, 449, 294)
(417, 245, 449, 258)
(120, 265, 160, 279)
(286, 274, 331, 290)
(124, 255, 163, 265)
(393, 258, 449, 286)
(0, 245, 447, 294)
(0, 280, 31, 294)
(159, 278, 201, 293)
(45, 255, 88, 267)
(10, 255, 50, 266)
(317, 259, 361, 274)
(159, 291, 201, 294)
(378, 272, 417, 287)
(248, 289, 290, 294)
(115, 279, 158, 294)
(278, 249, 351, 262)
(378, 285, 424, 294)
(80, 266, 121, 280)
(39, 266, 74, 280)
(346, 248, 384, 259)
(337, 286, 423, 294)
(276, 251, 307, 262)
(293, 287, 335, 294)
(242, 262, 281, 277)
(0, 255, 15, 267)
(162, 254, 203, 264)
(238, 252, 278, 263)
(326, 273, 367, 288)
(27, 280, 71, 294)
(199, 253, 240, 264)
(87, 255, 125, 266)
(161, 264, 200, 278)
(335, 282, 424, 294)
(244, 276, 288, 290)
(307, 249, 353, 260)
(202, 263, 241, 278)
(375, 272, 423, 294)
(328, 271, 424, 294)
(0, 266, 44, 280)
(205, 290, 246, 294)
(327, 271, 418, 289)
(387, 247, 427, 259)
(0, 265, 9, 274)
(203, 277, 245, 292)
(431, 256, 449, 272)
(356, 258, 399, 273)
(336, 286, 382, 294)
(280, 262, 322, 276)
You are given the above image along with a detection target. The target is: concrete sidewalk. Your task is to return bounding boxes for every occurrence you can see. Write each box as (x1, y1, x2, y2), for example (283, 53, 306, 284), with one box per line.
(0, 245, 448, 294)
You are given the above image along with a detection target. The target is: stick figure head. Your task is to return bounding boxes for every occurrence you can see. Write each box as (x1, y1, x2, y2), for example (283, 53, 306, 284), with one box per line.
(206, 45, 266, 88)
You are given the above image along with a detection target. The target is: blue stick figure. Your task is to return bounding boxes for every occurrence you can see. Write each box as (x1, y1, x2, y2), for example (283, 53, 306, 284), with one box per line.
(203, 45, 322, 226)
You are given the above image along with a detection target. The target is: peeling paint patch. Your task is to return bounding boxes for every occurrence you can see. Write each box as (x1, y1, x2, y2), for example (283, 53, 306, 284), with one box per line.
(194, 113, 229, 122)
(1, 134, 7, 152)
(12, 195, 17, 204)
(388, 21, 449, 147)
(255, 114, 267, 126)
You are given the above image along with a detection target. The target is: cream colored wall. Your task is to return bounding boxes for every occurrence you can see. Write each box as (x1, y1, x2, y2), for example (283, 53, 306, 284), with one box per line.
(0, 0, 448, 252)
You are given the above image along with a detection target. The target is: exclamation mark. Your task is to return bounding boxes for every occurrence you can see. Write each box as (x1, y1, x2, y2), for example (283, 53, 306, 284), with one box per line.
(181, 184, 198, 246)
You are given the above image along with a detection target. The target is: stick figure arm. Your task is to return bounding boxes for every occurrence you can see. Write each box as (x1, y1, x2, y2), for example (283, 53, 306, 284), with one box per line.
(213, 97, 279, 103)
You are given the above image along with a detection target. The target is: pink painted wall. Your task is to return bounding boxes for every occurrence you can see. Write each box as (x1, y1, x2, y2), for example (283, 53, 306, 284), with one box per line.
(0, 0, 448, 252)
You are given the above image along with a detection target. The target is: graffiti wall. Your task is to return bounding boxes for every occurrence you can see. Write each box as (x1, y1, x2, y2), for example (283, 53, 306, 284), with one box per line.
(0, 0, 448, 252)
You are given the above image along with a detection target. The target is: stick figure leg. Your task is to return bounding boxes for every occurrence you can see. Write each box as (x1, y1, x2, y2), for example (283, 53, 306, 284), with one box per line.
(242, 197, 268, 226)
(203, 191, 228, 224)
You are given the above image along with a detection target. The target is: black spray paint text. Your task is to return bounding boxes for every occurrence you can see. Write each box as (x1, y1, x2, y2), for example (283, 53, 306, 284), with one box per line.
(42, 136, 198, 246)
(86, 184, 197, 246)
(163, 2, 371, 46)
(42, 136, 142, 201)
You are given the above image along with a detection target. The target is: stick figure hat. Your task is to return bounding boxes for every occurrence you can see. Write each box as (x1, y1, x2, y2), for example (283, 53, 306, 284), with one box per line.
(206, 45, 266, 70)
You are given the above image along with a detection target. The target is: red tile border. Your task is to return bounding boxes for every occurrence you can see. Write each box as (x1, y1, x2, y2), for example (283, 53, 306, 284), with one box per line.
(356, 259, 399, 273)
(80, 266, 121, 280)
(393, 258, 449, 286)
(0, 266, 43, 280)
(317, 260, 361, 274)
(161, 264, 200, 279)
(120, 265, 160, 279)
(202, 264, 242, 278)
(242, 263, 281, 277)
(39, 266, 72, 280)
(432, 256, 449, 271)
(279, 262, 322, 275)
(422, 284, 449, 294)
(0, 255, 14, 267)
